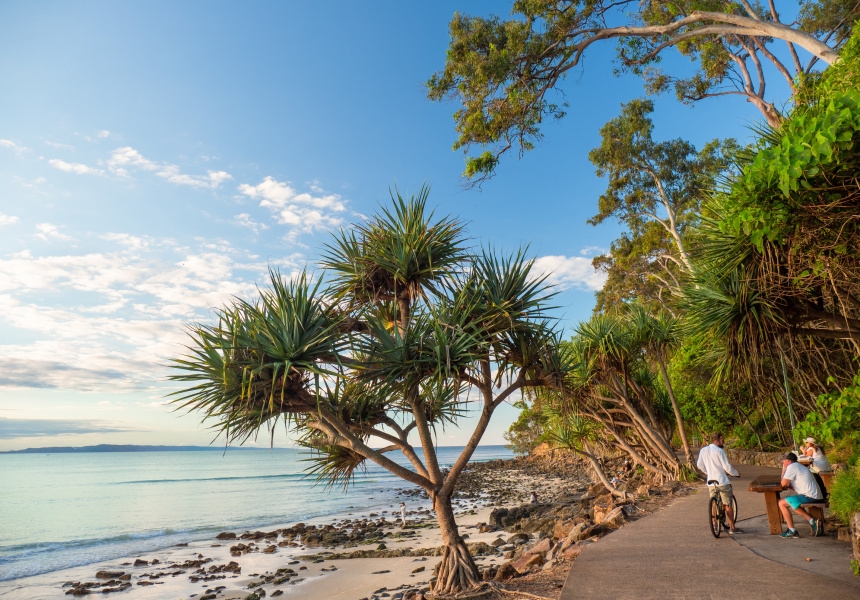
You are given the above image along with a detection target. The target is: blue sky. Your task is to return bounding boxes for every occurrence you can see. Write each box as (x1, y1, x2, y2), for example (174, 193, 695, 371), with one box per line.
(0, 1, 788, 451)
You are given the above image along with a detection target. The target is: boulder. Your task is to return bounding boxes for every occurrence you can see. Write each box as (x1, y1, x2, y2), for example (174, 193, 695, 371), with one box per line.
(512, 552, 544, 572)
(490, 537, 506, 547)
(216, 532, 237, 540)
(636, 484, 650, 498)
(541, 559, 556, 570)
(133, 559, 148, 566)
(601, 507, 626, 529)
(561, 540, 593, 560)
(506, 533, 530, 546)
(527, 537, 552, 557)
(553, 520, 576, 539)
(494, 563, 518, 582)
(566, 522, 590, 542)
(592, 497, 616, 525)
(95, 571, 124, 579)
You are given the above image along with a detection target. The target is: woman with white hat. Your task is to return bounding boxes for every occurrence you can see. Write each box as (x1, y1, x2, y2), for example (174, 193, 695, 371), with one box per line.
(803, 437, 832, 473)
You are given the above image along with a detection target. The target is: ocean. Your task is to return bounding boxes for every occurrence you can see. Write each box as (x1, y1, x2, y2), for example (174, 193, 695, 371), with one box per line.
(0, 445, 512, 582)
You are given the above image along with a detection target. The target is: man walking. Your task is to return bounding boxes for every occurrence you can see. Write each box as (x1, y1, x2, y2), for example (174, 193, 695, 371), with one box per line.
(697, 433, 743, 534)
(778, 452, 824, 538)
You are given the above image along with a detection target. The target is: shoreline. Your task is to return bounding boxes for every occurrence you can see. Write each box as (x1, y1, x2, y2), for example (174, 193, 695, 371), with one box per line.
(0, 455, 694, 600)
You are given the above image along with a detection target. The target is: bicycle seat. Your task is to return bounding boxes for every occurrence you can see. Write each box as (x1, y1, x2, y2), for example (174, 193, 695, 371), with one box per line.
(707, 480, 719, 485)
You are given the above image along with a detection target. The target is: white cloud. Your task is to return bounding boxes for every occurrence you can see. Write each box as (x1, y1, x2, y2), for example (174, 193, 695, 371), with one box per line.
(96, 130, 111, 139)
(108, 146, 231, 188)
(579, 246, 606, 256)
(0, 238, 302, 391)
(34, 223, 75, 242)
(0, 139, 29, 155)
(238, 177, 347, 234)
(533, 254, 606, 291)
(234, 213, 269, 235)
(0, 213, 19, 226)
(48, 158, 104, 176)
(45, 141, 75, 150)
(107, 146, 159, 175)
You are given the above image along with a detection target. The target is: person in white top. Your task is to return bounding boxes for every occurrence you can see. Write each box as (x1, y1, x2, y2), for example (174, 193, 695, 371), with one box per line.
(778, 452, 824, 538)
(399, 502, 407, 528)
(696, 433, 742, 533)
(802, 437, 832, 473)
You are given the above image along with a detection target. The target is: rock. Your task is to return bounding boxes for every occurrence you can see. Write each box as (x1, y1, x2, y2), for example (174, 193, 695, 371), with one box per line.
(512, 552, 544, 572)
(838, 526, 851, 542)
(118, 574, 131, 581)
(506, 533, 530, 546)
(490, 537, 506, 547)
(591, 501, 615, 525)
(377, 544, 387, 550)
(542, 559, 556, 570)
(465, 541, 494, 556)
(527, 537, 552, 557)
(263, 545, 277, 553)
(561, 540, 592, 560)
(95, 571, 124, 579)
(601, 506, 626, 529)
(271, 592, 284, 597)
(216, 532, 237, 540)
(133, 559, 148, 566)
(411, 566, 425, 573)
(494, 562, 519, 581)
(553, 520, 576, 539)
(566, 522, 590, 542)
(636, 484, 650, 498)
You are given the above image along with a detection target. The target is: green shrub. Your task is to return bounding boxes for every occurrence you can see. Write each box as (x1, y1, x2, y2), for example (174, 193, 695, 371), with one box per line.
(829, 466, 860, 522)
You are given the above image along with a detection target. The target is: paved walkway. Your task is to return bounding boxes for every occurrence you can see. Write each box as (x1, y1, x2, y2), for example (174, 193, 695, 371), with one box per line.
(560, 464, 860, 600)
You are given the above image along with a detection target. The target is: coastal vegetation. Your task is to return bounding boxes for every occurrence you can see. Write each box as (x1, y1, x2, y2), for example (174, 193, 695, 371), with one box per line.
(170, 188, 572, 596)
(430, 0, 860, 571)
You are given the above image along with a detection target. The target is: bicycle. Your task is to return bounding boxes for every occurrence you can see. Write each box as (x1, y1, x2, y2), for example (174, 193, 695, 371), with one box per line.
(707, 479, 739, 538)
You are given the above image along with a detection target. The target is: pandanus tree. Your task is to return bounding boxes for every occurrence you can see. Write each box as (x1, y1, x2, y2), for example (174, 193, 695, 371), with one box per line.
(170, 187, 569, 597)
(533, 312, 683, 483)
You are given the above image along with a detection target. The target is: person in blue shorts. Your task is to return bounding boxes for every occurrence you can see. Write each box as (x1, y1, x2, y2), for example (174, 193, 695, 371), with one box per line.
(778, 452, 824, 538)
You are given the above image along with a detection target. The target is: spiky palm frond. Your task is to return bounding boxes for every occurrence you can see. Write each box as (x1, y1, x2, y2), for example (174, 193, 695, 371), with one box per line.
(169, 270, 346, 444)
(299, 438, 369, 491)
(458, 247, 557, 339)
(321, 185, 469, 309)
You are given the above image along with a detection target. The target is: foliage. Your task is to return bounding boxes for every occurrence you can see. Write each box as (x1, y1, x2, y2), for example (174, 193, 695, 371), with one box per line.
(829, 466, 860, 522)
(428, 1, 853, 180)
(796, 371, 860, 452)
(503, 398, 548, 455)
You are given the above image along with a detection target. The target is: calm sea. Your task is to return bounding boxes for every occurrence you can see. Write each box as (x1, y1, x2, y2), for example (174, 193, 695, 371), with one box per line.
(0, 445, 512, 582)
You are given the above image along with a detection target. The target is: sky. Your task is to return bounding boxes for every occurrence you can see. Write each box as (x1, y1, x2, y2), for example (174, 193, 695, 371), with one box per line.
(0, 1, 791, 451)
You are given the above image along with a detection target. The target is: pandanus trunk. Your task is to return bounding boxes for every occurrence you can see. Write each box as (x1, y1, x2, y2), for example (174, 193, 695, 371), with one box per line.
(430, 494, 480, 597)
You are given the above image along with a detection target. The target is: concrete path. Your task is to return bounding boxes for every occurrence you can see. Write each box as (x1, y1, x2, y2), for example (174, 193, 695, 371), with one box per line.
(559, 464, 860, 600)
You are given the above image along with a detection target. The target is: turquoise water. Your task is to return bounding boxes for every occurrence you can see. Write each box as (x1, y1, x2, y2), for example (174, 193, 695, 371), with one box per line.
(0, 445, 511, 581)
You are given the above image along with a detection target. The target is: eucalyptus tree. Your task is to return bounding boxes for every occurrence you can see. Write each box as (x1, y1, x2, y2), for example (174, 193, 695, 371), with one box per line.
(427, 1, 858, 181)
(588, 99, 737, 312)
(170, 188, 568, 597)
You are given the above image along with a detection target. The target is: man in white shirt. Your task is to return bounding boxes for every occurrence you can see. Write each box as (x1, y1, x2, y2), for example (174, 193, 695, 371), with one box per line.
(778, 452, 824, 538)
(696, 433, 742, 533)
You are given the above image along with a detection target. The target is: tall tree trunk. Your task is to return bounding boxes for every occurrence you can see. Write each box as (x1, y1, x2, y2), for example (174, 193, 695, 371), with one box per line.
(430, 494, 480, 597)
(656, 354, 693, 466)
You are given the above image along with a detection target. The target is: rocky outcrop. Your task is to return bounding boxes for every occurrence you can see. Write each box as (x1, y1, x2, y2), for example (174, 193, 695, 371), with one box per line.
(725, 449, 784, 468)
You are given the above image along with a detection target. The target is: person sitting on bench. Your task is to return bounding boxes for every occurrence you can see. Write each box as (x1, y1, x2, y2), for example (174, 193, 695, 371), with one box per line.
(778, 452, 824, 538)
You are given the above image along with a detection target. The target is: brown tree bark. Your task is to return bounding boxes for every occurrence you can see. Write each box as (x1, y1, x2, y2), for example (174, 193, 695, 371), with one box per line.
(429, 494, 481, 597)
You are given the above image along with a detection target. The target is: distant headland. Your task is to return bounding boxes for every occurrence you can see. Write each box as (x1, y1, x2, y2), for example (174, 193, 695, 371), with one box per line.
(1, 444, 266, 454)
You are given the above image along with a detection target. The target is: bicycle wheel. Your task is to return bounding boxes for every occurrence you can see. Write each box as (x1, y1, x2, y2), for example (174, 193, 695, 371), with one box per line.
(709, 497, 722, 538)
(731, 495, 738, 523)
